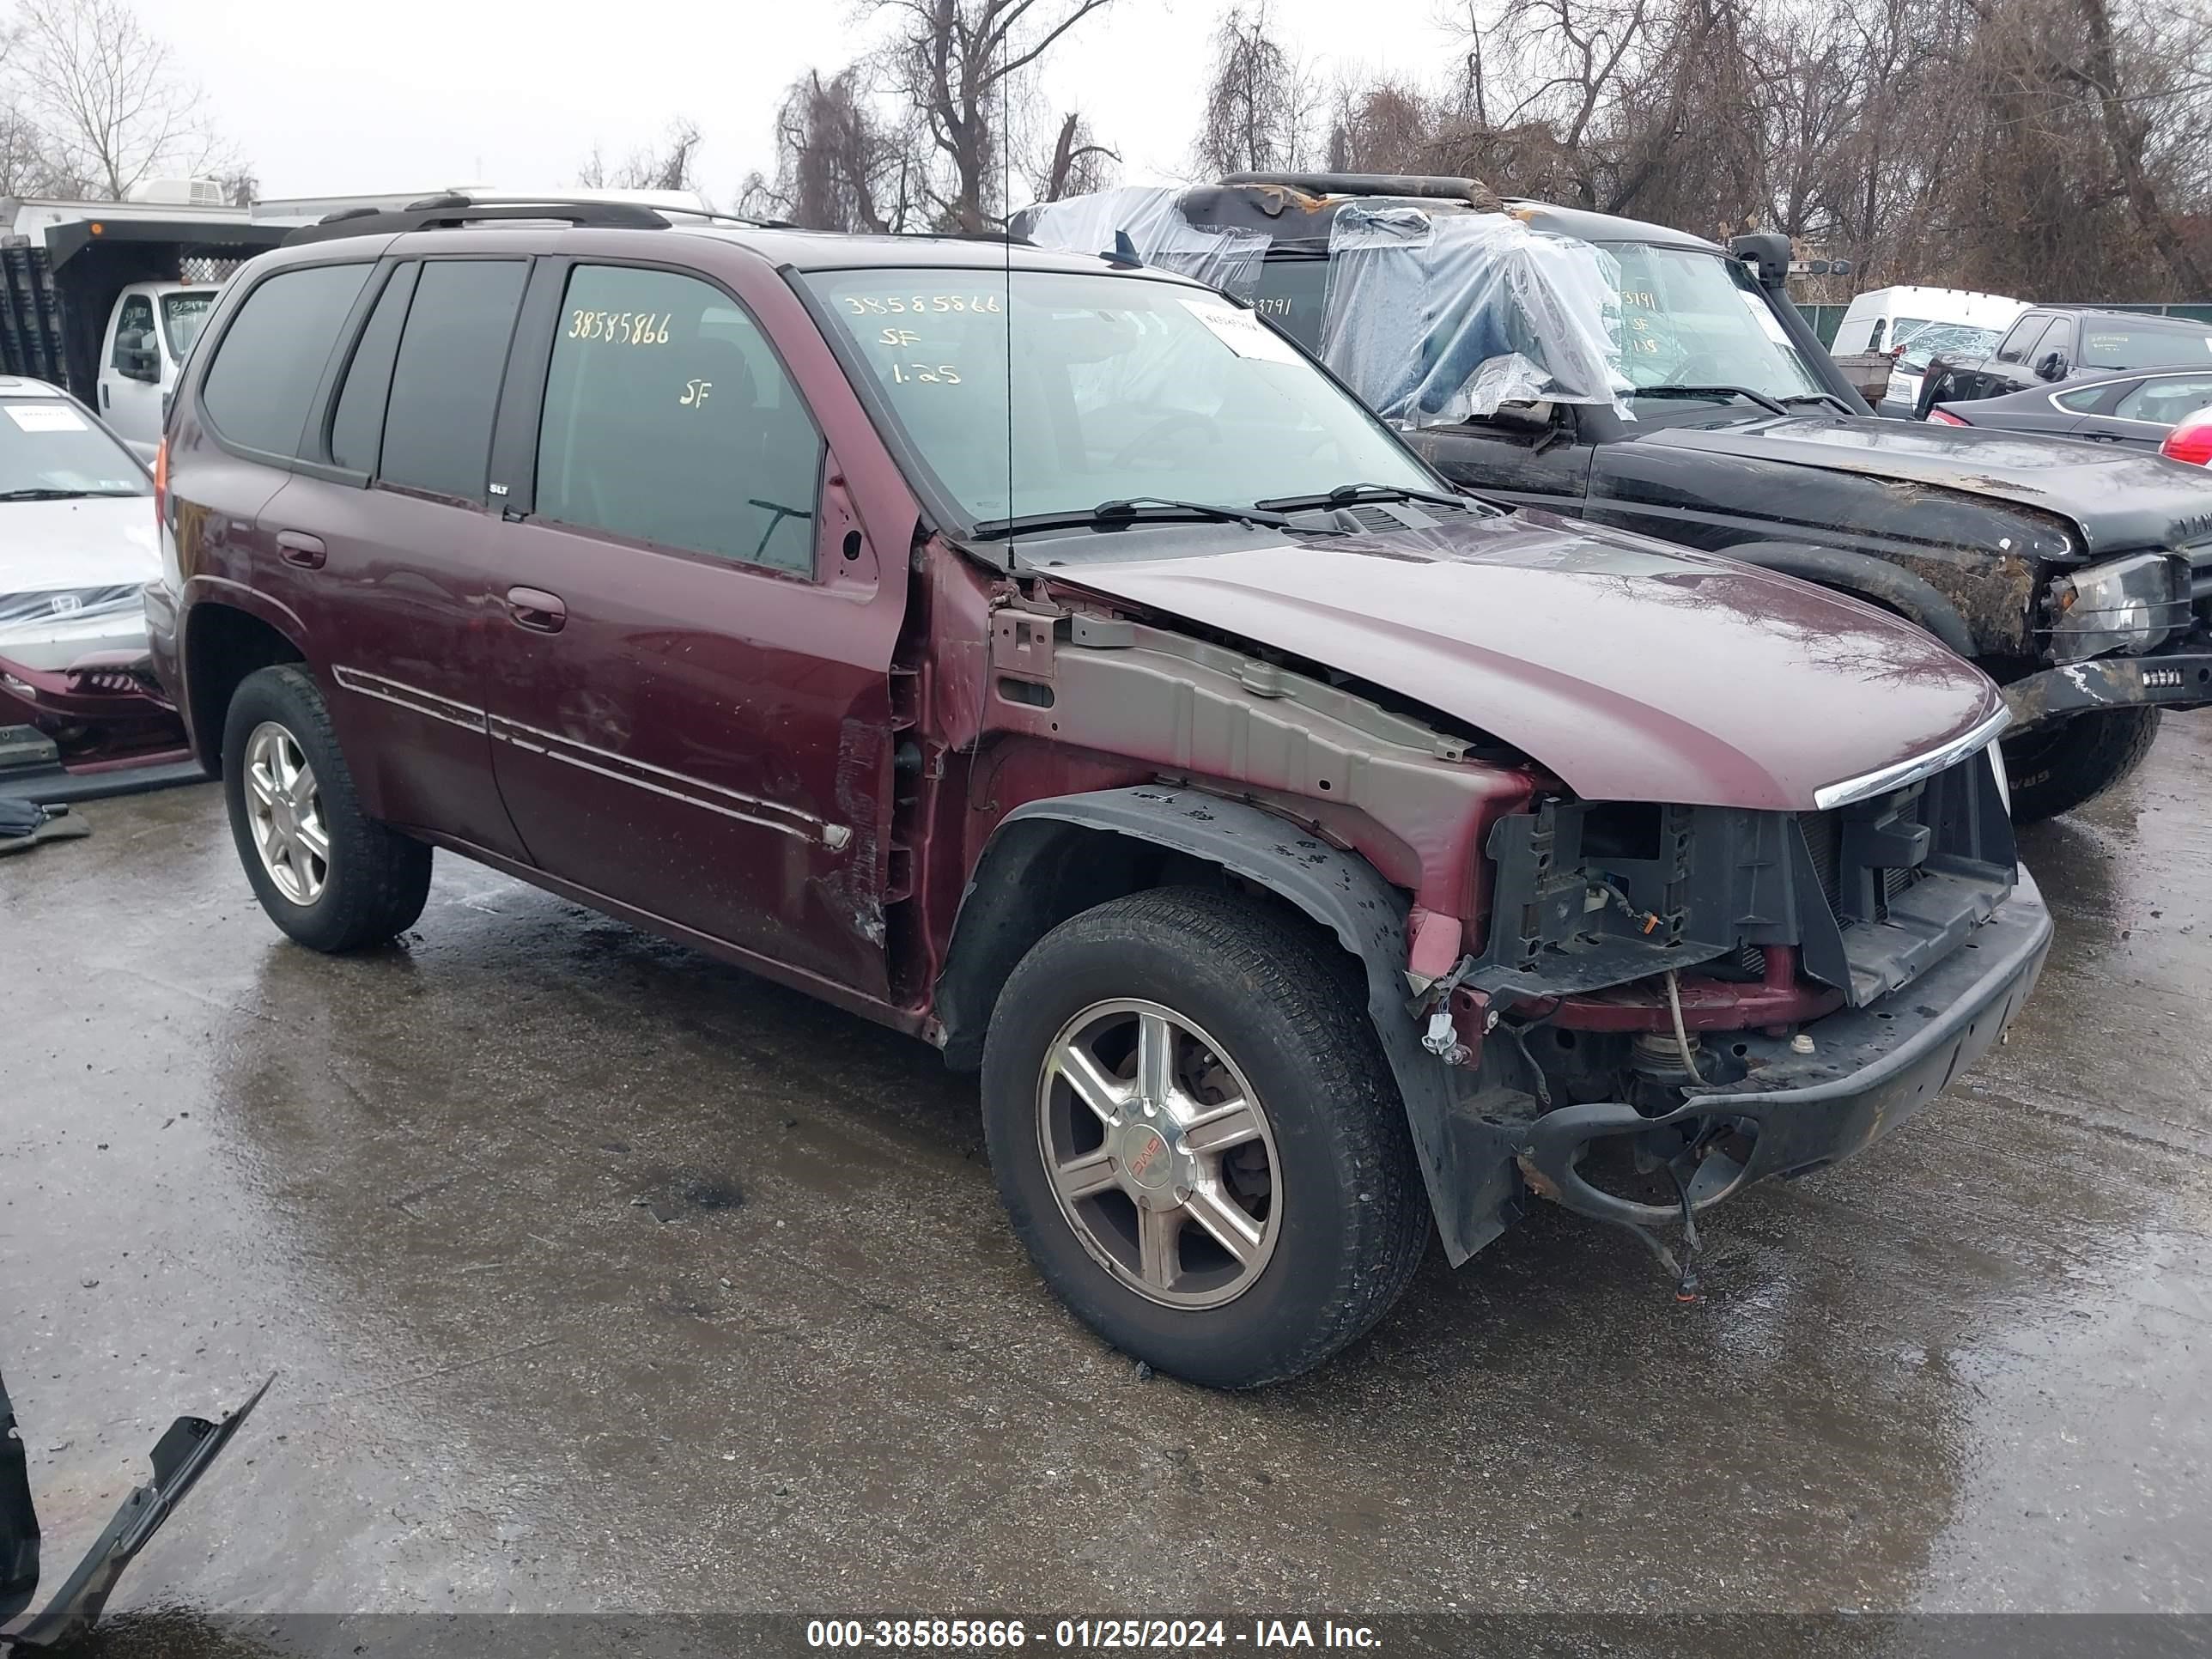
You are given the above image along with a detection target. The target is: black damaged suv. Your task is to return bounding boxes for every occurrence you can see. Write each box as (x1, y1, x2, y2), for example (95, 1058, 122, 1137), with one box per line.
(1020, 173, 2212, 823)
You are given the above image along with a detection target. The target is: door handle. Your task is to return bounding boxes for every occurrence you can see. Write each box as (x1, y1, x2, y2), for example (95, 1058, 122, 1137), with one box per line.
(276, 531, 326, 569)
(100, 383, 110, 410)
(505, 586, 567, 633)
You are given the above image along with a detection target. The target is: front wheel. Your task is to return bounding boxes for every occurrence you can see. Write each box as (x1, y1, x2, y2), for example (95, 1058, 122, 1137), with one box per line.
(981, 886, 1428, 1389)
(222, 665, 432, 952)
(2001, 706, 2161, 824)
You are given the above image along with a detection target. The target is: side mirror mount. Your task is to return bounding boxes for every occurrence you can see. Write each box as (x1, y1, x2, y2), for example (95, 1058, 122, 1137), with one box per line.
(1728, 233, 1794, 291)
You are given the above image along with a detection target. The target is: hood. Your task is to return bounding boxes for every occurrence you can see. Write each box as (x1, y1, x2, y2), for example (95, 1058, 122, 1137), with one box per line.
(1644, 413, 2212, 558)
(0, 495, 158, 592)
(0, 495, 159, 662)
(1042, 512, 2003, 812)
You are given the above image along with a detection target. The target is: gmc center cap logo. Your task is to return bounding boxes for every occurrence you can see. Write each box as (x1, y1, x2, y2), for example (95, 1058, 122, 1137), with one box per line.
(1123, 1125, 1171, 1188)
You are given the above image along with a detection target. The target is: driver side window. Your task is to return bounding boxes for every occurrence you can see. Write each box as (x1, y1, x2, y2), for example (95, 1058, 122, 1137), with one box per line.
(1994, 315, 2045, 363)
(111, 294, 156, 368)
(534, 265, 823, 576)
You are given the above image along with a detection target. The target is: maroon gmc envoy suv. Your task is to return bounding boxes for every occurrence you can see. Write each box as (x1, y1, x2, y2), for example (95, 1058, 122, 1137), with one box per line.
(145, 198, 2051, 1386)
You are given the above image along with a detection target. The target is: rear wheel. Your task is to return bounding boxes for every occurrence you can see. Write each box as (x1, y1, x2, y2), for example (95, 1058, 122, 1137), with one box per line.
(2001, 707, 2161, 824)
(981, 886, 1427, 1389)
(222, 665, 431, 952)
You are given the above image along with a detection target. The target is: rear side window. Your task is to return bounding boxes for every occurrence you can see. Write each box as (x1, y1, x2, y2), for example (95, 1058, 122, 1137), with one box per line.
(329, 265, 418, 474)
(532, 264, 823, 574)
(2115, 374, 2212, 425)
(2053, 381, 2118, 413)
(377, 259, 528, 504)
(199, 263, 374, 456)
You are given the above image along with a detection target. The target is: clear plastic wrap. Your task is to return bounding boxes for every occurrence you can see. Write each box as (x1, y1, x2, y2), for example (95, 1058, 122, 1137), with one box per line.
(1016, 186, 1271, 301)
(1319, 204, 1632, 425)
(0, 584, 145, 648)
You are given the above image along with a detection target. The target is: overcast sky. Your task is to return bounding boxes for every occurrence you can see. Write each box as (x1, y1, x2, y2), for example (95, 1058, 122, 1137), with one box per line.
(126, 0, 1466, 204)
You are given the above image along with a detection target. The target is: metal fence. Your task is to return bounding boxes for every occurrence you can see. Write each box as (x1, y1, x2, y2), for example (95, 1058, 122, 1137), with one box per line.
(1804, 299, 2212, 347)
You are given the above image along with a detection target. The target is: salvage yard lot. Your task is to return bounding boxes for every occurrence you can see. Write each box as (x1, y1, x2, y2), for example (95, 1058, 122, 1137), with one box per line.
(6, 720, 2209, 1630)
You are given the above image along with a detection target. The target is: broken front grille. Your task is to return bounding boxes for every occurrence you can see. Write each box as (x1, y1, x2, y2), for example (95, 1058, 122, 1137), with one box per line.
(1801, 809, 1844, 914)
(1798, 800, 1929, 927)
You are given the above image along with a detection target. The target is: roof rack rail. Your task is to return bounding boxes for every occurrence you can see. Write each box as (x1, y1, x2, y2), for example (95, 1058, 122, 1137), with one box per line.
(279, 195, 793, 246)
(1218, 172, 1502, 209)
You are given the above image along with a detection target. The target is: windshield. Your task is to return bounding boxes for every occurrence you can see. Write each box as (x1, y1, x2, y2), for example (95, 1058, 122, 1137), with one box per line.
(2080, 321, 2212, 371)
(1892, 318, 2004, 373)
(1599, 242, 1827, 405)
(0, 398, 148, 496)
(805, 266, 1434, 529)
(161, 289, 216, 361)
(1249, 255, 1330, 354)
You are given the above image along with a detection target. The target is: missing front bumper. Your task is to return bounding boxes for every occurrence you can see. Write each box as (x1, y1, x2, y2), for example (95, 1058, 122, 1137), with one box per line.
(1513, 865, 2052, 1231)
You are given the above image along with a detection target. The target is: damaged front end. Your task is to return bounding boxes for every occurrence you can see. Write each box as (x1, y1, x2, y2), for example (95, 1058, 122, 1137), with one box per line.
(0, 1369, 268, 1650)
(2001, 542, 2212, 729)
(1419, 733, 2051, 1288)
(0, 652, 198, 805)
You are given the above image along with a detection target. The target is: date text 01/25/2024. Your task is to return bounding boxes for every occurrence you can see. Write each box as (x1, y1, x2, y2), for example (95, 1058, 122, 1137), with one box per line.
(805, 1620, 1382, 1650)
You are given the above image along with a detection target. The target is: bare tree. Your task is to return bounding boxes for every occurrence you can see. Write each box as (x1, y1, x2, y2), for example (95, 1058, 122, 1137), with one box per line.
(1193, 3, 1319, 175)
(867, 0, 1119, 230)
(8, 0, 229, 198)
(2063, 0, 2209, 290)
(1325, 76, 1438, 173)
(215, 165, 258, 207)
(741, 65, 925, 231)
(577, 118, 704, 193)
(1033, 109, 1117, 199)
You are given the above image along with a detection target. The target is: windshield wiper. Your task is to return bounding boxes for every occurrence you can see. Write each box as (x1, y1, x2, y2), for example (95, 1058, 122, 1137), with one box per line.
(0, 487, 141, 501)
(1781, 392, 1856, 414)
(1629, 385, 1790, 416)
(1255, 481, 1476, 513)
(969, 497, 1290, 539)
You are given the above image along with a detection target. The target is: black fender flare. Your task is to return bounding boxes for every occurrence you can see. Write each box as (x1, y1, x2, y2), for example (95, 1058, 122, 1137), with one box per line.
(945, 785, 1522, 1265)
(1717, 540, 1978, 659)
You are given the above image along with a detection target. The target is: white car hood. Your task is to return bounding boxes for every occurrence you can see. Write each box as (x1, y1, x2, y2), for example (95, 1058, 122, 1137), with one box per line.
(0, 495, 158, 593)
(0, 495, 159, 665)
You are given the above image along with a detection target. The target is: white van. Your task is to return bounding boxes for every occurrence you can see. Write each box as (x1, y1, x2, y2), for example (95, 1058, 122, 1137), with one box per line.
(1830, 286, 2027, 416)
(94, 280, 220, 459)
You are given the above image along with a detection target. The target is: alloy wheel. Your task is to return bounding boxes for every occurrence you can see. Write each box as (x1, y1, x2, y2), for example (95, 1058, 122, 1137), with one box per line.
(243, 720, 329, 905)
(1036, 998, 1282, 1309)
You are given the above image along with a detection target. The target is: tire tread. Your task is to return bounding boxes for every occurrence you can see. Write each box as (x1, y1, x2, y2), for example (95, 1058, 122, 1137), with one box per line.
(2005, 706, 2161, 823)
(984, 884, 1427, 1387)
(222, 665, 431, 952)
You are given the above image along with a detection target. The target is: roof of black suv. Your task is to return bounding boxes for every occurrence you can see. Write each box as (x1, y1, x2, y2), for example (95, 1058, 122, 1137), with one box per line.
(1176, 173, 1727, 258)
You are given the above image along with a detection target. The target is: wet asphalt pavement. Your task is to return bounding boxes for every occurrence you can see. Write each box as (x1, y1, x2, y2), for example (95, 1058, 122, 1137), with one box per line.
(3, 718, 2208, 1639)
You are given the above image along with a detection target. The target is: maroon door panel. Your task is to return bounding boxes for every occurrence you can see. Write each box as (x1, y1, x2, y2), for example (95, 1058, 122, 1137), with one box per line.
(481, 500, 900, 990)
(479, 258, 903, 992)
(271, 474, 527, 858)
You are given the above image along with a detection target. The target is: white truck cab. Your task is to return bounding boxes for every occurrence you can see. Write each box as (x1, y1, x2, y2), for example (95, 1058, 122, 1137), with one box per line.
(1830, 285, 2027, 416)
(94, 280, 218, 459)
